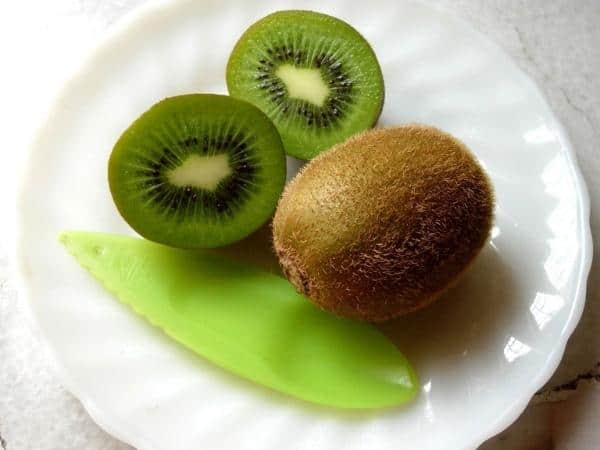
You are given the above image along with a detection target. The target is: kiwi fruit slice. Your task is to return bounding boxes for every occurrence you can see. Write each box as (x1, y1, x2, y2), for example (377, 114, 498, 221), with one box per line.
(226, 10, 384, 160)
(273, 125, 494, 322)
(109, 94, 286, 249)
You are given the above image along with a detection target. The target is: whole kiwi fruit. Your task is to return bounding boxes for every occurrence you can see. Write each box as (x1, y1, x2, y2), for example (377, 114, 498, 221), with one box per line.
(272, 125, 494, 321)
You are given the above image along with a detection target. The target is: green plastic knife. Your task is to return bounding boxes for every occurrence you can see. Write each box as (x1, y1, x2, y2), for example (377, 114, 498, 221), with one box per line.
(61, 231, 418, 409)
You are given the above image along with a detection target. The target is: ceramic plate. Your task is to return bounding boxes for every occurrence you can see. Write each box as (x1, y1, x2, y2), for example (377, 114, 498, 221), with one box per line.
(16, 0, 592, 449)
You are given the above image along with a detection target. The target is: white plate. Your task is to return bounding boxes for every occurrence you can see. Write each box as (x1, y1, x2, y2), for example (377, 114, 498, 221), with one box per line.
(16, 0, 592, 449)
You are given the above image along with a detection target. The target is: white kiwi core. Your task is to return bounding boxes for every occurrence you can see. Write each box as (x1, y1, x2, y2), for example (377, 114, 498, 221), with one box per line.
(167, 153, 232, 191)
(275, 64, 330, 107)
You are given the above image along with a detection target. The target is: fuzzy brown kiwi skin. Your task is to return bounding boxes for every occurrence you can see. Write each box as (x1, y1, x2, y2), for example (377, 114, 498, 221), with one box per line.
(272, 125, 495, 322)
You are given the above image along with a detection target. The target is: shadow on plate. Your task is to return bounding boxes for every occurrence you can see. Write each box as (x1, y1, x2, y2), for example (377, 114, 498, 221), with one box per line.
(379, 244, 521, 376)
(211, 222, 282, 275)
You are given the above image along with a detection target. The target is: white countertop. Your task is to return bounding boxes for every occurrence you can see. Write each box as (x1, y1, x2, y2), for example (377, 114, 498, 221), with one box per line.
(0, 0, 598, 449)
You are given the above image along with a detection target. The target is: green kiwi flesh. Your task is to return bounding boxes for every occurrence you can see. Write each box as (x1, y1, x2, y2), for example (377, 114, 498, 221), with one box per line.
(226, 10, 384, 160)
(109, 94, 286, 248)
(273, 125, 494, 321)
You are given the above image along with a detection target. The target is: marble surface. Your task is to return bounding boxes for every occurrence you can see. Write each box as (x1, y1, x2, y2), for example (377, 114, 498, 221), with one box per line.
(0, 0, 598, 449)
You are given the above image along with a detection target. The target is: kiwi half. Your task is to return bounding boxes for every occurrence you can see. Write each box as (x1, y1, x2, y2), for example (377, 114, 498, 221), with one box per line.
(273, 125, 494, 322)
(109, 94, 286, 249)
(226, 10, 384, 160)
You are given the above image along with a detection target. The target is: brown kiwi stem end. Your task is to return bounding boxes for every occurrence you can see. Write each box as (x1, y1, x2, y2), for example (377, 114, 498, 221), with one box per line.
(274, 244, 312, 298)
